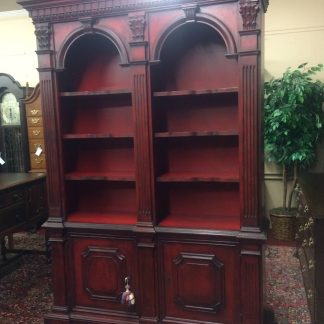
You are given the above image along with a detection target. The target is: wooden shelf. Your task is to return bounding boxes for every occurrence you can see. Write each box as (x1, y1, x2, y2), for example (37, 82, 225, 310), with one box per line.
(60, 89, 131, 97)
(63, 133, 133, 139)
(157, 172, 239, 183)
(158, 213, 240, 230)
(67, 211, 137, 225)
(153, 87, 239, 97)
(65, 171, 135, 182)
(155, 130, 238, 138)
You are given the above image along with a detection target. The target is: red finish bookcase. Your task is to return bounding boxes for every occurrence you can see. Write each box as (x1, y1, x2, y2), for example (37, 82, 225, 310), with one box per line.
(151, 24, 241, 231)
(59, 34, 136, 226)
(20, 0, 268, 323)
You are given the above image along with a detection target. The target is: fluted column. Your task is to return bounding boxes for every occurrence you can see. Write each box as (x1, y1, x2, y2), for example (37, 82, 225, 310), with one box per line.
(129, 12, 158, 323)
(35, 22, 69, 321)
(238, 0, 264, 229)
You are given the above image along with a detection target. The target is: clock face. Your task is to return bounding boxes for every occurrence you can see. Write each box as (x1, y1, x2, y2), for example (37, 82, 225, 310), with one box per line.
(0, 93, 21, 126)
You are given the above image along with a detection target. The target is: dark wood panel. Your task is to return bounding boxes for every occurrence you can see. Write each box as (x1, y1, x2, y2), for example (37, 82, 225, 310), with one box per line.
(70, 236, 138, 313)
(160, 240, 240, 323)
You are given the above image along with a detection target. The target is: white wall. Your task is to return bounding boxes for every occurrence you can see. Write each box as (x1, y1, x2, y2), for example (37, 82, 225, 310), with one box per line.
(265, 0, 324, 81)
(264, 0, 324, 215)
(0, 10, 39, 87)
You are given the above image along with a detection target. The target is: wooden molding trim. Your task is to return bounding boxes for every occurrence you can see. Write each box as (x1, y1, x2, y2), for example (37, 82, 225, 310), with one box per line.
(20, 0, 238, 23)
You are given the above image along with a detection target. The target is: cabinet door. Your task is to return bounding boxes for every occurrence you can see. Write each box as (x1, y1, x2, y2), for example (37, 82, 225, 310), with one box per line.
(159, 240, 240, 324)
(70, 235, 137, 314)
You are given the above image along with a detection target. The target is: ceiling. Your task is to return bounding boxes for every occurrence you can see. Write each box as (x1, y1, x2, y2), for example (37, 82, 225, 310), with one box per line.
(0, 0, 22, 12)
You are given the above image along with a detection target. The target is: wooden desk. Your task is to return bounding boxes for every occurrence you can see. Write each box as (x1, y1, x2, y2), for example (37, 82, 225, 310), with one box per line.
(0, 173, 47, 260)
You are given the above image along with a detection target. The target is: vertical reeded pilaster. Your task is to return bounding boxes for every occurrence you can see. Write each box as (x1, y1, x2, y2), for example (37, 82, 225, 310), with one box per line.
(240, 63, 260, 226)
(239, 0, 264, 229)
(129, 12, 158, 323)
(35, 22, 64, 221)
(128, 12, 154, 226)
(35, 22, 68, 322)
(133, 70, 153, 224)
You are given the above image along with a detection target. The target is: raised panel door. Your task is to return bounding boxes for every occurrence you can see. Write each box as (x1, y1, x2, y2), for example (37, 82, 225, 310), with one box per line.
(159, 240, 240, 323)
(70, 235, 138, 316)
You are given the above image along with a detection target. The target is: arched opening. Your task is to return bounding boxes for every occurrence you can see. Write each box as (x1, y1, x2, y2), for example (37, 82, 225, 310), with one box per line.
(151, 22, 238, 92)
(59, 33, 130, 92)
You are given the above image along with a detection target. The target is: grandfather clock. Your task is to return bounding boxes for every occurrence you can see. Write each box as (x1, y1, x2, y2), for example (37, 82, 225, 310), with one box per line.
(0, 73, 30, 173)
(20, 0, 268, 323)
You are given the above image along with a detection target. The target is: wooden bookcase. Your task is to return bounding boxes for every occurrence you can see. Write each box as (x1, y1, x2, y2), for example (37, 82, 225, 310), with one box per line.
(151, 24, 240, 231)
(20, 0, 268, 323)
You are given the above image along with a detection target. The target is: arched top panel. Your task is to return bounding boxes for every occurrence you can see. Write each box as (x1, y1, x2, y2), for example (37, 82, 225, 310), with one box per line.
(57, 27, 131, 92)
(58, 27, 129, 69)
(151, 14, 239, 92)
(0, 73, 24, 99)
(153, 13, 237, 62)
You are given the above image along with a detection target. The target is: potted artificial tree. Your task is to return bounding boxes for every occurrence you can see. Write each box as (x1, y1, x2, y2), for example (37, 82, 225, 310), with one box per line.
(264, 63, 324, 240)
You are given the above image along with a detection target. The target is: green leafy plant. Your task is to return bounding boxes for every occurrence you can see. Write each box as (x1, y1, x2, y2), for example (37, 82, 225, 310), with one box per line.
(264, 63, 324, 210)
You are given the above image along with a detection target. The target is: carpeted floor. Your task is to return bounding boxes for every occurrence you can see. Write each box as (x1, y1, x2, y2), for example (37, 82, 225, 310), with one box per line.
(0, 232, 311, 324)
(0, 232, 52, 324)
(264, 245, 311, 324)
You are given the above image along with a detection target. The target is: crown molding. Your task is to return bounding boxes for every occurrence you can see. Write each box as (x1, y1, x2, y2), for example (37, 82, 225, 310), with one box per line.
(19, 0, 238, 23)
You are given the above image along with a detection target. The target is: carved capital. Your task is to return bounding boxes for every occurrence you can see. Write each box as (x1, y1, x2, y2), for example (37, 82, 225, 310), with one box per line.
(129, 13, 146, 41)
(182, 4, 200, 21)
(35, 23, 51, 49)
(239, 0, 260, 30)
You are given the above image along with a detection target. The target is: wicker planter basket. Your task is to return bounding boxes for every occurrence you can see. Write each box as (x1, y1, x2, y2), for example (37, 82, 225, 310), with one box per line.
(270, 208, 297, 241)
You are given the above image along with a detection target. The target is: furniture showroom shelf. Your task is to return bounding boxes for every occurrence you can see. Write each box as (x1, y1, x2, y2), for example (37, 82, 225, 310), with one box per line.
(154, 130, 238, 138)
(153, 87, 239, 97)
(157, 172, 239, 183)
(158, 213, 241, 231)
(67, 211, 137, 225)
(65, 171, 135, 182)
(63, 133, 133, 139)
(60, 89, 132, 97)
